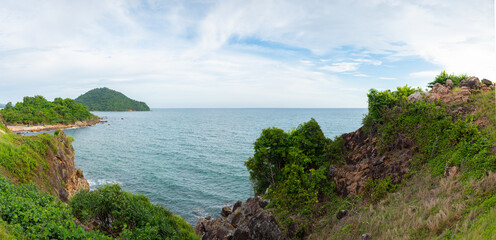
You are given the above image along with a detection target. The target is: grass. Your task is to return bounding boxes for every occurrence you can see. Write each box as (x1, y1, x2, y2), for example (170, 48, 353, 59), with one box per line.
(310, 171, 496, 240)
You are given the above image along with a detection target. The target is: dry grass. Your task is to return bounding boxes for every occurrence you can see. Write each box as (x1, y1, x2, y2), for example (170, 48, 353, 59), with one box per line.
(309, 171, 496, 240)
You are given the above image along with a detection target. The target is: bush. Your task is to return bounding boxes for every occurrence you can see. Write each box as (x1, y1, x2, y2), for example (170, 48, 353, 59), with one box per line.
(0, 177, 109, 239)
(427, 70, 468, 88)
(245, 118, 345, 234)
(70, 184, 199, 240)
(363, 85, 420, 131)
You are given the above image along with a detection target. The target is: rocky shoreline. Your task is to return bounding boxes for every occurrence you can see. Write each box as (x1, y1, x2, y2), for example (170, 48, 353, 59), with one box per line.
(6, 118, 105, 132)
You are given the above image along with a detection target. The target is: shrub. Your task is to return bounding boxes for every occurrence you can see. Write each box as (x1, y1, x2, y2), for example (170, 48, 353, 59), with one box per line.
(427, 70, 468, 88)
(0, 177, 109, 239)
(70, 184, 199, 240)
(363, 85, 420, 132)
(245, 119, 344, 235)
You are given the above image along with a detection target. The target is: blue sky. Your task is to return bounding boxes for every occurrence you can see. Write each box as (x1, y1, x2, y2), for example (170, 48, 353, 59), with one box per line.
(0, 0, 494, 108)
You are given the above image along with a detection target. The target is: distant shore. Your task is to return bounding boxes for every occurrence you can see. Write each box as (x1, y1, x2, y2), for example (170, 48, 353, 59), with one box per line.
(7, 119, 105, 132)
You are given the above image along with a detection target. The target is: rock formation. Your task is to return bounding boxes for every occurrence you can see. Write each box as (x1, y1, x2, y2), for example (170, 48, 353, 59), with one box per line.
(195, 197, 283, 240)
(42, 131, 89, 201)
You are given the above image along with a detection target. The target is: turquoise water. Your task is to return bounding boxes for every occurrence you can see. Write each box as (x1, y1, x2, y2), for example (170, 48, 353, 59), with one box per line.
(62, 108, 367, 224)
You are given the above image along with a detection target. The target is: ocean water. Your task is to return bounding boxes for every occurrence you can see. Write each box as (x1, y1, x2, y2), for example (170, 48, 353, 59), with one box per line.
(61, 108, 367, 224)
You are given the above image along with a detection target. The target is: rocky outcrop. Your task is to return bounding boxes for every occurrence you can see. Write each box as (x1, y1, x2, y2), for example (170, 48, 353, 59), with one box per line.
(195, 197, 283, 240)
(334, 128, 413, 195)
(41, 131, 89, 201)
(408, 76, 494, 106)
(336, 76, 493, 196)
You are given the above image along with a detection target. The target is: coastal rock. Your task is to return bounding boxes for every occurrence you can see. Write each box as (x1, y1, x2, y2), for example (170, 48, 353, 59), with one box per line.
(459, 77, 480, 89)
(430, 83, 449, 94)
(221, 206, 232, 217)
(407, 91, 427, 103)
(195, 197, 283, 240)
(482, 78, 493, 86)
(233, 200, 243, 212)
(445, 79, 453, 89)
(46, 131, 89, 201)
(335, 128, 412, 195)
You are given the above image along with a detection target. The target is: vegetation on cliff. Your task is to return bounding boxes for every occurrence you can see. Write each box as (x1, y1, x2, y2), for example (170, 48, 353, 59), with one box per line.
(0, 118, 198, 239)
(244, 72, 496, 239)
(75, 87, 150, 111)
(0, 95, 97, 125)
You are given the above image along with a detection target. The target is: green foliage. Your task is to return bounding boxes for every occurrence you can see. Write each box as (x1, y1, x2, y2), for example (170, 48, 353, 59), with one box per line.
(364, 176, 398, 202)
(75, 87, 150, 111)
(245, 119, 345, 234)
(0, 95, 97, 125)
(70, 184, 199, 240)
(428, 70, 469, 88)
(0, 177, 109, 239)
(366, 95, 496, 179)
(0, 132, 62, 183)
(363, 85, 421, 130)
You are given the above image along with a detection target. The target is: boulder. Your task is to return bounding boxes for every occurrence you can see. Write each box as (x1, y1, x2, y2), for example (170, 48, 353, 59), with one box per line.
(233, 200, 243, 212)
(430, 83, 449, 94)
(459, 77, 480, 89)
(407, 91, 427, 103)
(336, 210, 348, 220)
(196, 197, 283, 240)
(482, 78, 493, 86)
(445, 79, 453, 89)
(221, 206, 232, 217)
(362, 233, 372, 240)
(444, 166, 460, 177)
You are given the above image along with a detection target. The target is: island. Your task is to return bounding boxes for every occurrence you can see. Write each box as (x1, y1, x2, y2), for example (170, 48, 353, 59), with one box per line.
(75, 87, 150, 111)
(0, 96, 101, 132)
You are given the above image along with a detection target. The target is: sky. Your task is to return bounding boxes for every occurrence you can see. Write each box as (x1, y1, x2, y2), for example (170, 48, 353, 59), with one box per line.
(0, 0, 494, 108)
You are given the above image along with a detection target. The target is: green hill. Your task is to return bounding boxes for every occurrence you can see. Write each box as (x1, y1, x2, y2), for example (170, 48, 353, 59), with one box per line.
(75, 87, 150, 111)
(0, 96, 97, 125)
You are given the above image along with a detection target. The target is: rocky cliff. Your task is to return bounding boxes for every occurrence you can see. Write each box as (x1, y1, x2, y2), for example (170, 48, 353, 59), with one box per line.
(0, 115, 89, 202)
(195, 76, 494, 239)
(43, 130, 90, 201)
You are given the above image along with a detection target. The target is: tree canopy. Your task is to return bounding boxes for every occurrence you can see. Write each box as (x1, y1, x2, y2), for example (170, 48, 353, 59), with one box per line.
(0, 96, 97, 125)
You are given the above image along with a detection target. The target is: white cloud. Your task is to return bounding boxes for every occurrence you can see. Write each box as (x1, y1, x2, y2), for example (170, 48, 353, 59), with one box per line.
(0, 0, 493, 107)
(320, 62, 360, 72)
(354, 74, 370, 77)
(410, 70, 443, 78)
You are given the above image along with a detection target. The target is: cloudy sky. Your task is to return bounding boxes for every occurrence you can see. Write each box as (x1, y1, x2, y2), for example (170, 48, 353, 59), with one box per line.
(0, 0, 494, 108)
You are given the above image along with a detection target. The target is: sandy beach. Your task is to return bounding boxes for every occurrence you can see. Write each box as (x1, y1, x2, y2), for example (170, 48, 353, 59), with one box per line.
(7, 119, 104, 132)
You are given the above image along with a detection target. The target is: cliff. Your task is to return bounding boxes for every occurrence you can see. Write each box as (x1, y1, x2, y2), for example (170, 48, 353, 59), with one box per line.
(197, 76, 496, 239)
(0, 117, 89, 201)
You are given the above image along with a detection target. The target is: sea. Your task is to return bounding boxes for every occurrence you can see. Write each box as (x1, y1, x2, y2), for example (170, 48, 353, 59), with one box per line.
(58, 108, 367, 225)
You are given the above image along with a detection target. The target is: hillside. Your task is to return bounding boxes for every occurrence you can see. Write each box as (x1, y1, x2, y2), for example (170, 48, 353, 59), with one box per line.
(0, 96, 97, 125)
(196, 74, 496, 239)
(75, 87, 150, 111)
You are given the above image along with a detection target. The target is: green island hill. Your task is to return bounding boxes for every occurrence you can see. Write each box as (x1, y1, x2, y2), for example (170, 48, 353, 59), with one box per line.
(196, 72, 496, 240)
(0, 118, 199, 239)
(0, 96, 99, 127)
(75, 87, 150, 111)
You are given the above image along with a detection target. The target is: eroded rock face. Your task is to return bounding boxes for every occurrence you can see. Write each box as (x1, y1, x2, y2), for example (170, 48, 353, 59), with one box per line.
(195, 197, 283, 240)
(45, 131, 89, 201)
(334, 128, 413, 195)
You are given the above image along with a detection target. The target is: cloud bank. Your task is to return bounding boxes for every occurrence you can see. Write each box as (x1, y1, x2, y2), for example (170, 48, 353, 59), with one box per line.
(0, 0, 493, 107)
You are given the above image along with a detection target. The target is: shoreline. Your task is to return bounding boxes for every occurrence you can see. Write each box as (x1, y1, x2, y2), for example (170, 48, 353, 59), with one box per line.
(7, 119, 105, 133)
